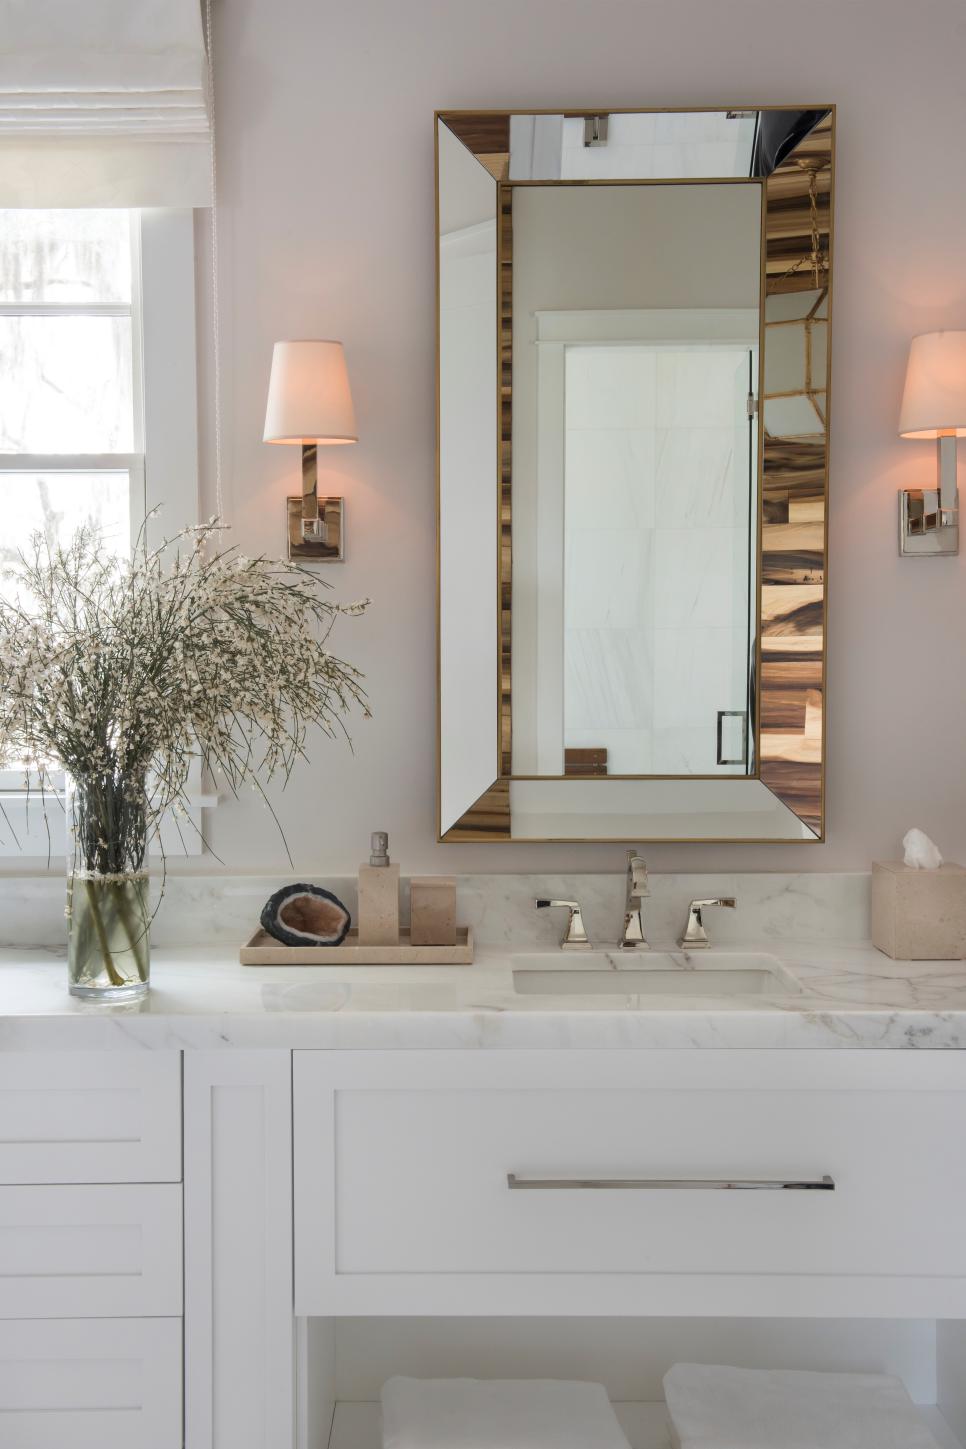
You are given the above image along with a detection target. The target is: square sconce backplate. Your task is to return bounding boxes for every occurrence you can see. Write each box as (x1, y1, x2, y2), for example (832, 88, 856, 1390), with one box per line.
(899, 488, 959, 557)
(286, 496, 345, 562)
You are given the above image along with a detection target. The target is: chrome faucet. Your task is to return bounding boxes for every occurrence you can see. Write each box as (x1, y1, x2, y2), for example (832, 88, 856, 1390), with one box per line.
(534, 898, 591, 950)
(679, 897, 737, 949)
(619, 850, 649, 950)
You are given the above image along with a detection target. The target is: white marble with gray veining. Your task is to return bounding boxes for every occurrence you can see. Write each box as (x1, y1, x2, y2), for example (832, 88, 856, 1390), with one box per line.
(0, 869, 959, 1053)
(0, 871, 875, 952)
(0, 933, 964, 1053)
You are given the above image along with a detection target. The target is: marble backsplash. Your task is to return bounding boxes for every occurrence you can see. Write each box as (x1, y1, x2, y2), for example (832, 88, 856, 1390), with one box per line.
(0, 871, 871, 951)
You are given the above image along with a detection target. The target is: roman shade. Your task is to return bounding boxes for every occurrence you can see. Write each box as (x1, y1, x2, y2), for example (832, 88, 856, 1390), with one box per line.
(0, 0, 212, 207)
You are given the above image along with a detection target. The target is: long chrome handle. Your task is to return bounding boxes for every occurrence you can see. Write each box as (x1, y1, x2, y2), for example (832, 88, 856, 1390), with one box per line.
(507, 1173, 834, 1192)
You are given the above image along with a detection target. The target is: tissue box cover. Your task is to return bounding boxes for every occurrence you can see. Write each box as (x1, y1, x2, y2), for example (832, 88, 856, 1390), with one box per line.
(871, 861, 966, 959)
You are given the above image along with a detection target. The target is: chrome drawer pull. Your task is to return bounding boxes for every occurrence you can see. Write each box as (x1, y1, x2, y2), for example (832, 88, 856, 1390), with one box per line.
(507, 1173, 835, 1192)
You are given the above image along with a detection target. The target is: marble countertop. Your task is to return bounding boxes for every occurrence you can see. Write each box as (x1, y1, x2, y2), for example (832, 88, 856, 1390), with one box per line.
(1, 940, 966, 1050)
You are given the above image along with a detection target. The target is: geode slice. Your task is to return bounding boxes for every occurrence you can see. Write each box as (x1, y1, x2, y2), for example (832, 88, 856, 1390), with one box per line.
(260, 883, 351, 948)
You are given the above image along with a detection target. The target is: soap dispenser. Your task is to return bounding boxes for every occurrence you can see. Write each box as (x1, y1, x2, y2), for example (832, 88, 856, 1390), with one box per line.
(357, 831, 400, 946)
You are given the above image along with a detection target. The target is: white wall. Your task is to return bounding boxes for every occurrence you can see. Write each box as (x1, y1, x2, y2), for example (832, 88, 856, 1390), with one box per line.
(193, 0, 966, 875)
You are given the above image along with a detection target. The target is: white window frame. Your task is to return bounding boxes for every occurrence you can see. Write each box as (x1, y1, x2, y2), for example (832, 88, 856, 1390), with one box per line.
(0, 207, 212, 857)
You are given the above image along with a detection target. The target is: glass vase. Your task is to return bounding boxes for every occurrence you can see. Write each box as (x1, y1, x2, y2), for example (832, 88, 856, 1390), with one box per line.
(66, 773, 150, 1000)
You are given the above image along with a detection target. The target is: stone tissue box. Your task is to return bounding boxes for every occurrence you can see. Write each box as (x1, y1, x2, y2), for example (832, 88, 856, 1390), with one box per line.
(871, 861, 966, 959)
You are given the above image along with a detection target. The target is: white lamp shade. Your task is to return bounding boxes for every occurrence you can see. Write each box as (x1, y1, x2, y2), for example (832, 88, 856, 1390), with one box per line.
(263, 340, 357, 444)
(899, 331, 966, 439)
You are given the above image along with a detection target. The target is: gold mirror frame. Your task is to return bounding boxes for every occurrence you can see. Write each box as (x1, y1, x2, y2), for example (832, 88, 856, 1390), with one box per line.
(436, 106, 834, 843)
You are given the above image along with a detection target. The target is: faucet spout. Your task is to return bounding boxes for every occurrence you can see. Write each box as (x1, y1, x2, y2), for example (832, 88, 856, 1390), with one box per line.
(619, 850, 649, 950)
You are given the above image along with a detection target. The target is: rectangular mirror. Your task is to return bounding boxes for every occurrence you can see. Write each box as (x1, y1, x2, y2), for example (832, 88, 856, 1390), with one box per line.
(437, 107, 834, 842)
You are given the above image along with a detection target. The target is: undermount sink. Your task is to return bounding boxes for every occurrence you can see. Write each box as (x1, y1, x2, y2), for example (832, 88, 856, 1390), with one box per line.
(511, 951, 801, 999)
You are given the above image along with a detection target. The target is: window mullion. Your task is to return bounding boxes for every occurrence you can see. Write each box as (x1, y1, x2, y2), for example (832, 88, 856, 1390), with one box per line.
(130, 215, 146, 455)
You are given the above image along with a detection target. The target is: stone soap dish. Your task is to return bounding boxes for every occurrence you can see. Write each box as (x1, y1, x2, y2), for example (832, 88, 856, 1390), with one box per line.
(239, 926, 474, 966)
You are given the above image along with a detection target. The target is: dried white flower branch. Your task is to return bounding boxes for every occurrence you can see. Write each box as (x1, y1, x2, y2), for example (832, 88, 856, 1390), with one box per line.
(0, 520, 370, 872)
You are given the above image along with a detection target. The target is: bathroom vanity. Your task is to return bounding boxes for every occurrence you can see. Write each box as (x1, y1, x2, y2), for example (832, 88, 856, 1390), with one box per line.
(3, 937, 966, 1449)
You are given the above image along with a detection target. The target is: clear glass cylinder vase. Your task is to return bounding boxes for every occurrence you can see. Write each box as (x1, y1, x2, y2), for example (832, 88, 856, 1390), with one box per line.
(66, 773, 150, 1000)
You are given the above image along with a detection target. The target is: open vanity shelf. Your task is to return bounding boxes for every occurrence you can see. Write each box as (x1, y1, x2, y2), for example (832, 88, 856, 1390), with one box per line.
(324, 1401, 962, 1449)
(303, 1311, 966, 1449)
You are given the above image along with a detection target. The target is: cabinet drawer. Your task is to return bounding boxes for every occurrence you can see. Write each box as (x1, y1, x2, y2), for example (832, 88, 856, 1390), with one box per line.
(0, 1051, 181, 1184)
(294, 1050, 966, 1316)
(0, 1184, 182, 1318)
(0, 1317, 181, 1449)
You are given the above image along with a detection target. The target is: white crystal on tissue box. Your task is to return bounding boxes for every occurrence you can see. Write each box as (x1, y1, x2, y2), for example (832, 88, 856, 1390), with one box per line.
(902, 828, 944, 870)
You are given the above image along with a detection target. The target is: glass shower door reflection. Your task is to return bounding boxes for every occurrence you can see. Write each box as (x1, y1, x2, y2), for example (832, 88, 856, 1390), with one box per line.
(561, 341, 757, 778)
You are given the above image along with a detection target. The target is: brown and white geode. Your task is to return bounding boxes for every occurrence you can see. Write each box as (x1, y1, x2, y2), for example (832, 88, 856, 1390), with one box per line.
(259, 883, 351, 947)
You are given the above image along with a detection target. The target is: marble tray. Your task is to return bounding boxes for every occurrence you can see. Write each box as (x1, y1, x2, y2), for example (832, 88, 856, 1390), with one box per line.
(239, 926, 474, 966)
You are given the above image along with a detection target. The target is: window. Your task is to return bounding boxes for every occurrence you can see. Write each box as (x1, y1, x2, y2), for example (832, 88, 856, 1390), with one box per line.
(0, 206, 203, 851)
(0, 208, 143, 567)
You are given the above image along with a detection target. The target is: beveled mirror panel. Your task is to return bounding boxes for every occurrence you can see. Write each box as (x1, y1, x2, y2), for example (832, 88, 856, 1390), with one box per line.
(437, 107, 833, 841)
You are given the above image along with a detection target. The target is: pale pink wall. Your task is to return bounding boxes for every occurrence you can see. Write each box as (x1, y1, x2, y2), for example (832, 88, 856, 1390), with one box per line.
(199, 0, 966, 874)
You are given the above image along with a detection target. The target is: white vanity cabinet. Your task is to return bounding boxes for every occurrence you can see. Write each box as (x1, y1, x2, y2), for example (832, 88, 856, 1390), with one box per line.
(6, 1037, 966, 1449)
(292, 1050, 966, 1320)
(0, 1052, 183, 1449)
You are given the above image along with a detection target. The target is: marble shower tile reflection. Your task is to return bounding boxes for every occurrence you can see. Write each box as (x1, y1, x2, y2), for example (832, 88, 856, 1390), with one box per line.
(565, 347, 657, 431)
(565, 428, 656, 530)
(653, 529, 738, 629)
(564, 627, 652, 730)
(654, 426, 739, 528)
(656, 352, 742, 428)
(652, 625, 740, 730)
(652, 725, 745, 775)
(565, 529, 652, 630)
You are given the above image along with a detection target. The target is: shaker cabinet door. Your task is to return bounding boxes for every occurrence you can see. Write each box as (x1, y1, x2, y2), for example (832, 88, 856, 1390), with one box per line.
(295, 1049, 966, 1318)
(0, 1051, 181, 1184)
(0, 1183, 182, 1318)
(0, 1317, 182, 1449)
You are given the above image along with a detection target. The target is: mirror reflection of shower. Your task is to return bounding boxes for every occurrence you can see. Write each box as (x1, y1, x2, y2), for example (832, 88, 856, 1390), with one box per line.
(559, 339, 757, 777)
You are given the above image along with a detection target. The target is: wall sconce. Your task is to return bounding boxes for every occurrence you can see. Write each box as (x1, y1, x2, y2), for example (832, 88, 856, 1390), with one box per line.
(898, 330, 966, 557)
(263, 339, 357, 561)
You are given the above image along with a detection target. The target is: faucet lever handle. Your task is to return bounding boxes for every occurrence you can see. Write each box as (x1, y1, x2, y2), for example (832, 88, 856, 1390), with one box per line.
(679, 897, 737, 949)
(534, 898, 591, 950)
